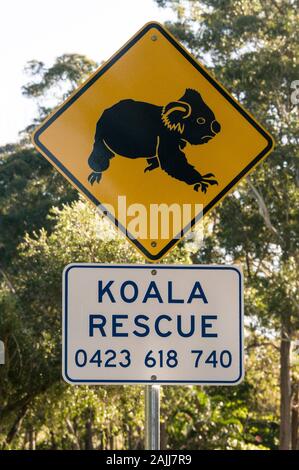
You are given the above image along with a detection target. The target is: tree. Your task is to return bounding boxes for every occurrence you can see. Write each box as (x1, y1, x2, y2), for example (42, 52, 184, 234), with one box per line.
(0, 54, 97, 268)
(22, 53, 98, 128)
(0, 198, 190, 449)
(156, 0, 299, 449)
(1, 21, 297, 448)
(1, 193, 282, 450)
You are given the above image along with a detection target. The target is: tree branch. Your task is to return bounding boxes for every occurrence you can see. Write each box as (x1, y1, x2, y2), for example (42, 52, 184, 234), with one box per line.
(0, 266, 16, 294)
(246, 340, 280, 352)
(246, 176, 280, 240)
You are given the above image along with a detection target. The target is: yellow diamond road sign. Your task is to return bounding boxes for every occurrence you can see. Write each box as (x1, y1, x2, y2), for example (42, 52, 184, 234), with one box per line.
(32, 22, 274, 261)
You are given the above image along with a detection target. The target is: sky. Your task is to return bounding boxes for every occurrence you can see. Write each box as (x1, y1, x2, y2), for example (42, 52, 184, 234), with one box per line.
(0, 0, 174, 145)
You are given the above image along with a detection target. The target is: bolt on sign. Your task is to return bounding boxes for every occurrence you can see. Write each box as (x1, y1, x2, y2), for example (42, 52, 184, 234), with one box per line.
(32, 22, 274, 261)
(63, 264, 243, 385)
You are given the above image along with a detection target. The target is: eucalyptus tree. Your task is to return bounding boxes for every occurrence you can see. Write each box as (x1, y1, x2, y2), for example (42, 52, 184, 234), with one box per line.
(156, 0, 299, 449)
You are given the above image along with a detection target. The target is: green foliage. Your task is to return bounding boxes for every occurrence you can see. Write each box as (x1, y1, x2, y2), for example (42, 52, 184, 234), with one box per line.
(23, 54, 98, 101)
(155, 0, 299, 326)
(155, 0, 298, 449)
(0, 145, 77, 267)
(0, 54, 98, 268)
(0, 199, 281, 449)
(1, 2, 298, 449)
(161, 342, 280, 449)
(0, 199, 190, 449)
(17, 385, 144, 450)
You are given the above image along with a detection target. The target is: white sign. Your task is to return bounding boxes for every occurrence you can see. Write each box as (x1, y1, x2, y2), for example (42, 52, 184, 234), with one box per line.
(63, 264, 243, 385)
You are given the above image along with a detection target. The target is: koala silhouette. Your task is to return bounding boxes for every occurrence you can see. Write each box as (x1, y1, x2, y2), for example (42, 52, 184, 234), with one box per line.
(88, 88, 221, 192)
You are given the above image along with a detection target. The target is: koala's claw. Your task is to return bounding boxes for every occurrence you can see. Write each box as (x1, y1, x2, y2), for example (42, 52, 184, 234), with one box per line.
(202, 173, 215, 179)
(194, 174, 218, 193)
(194, 182, 208, 193)
(88, 172, 102, 185)
(144, 159, 159, 173)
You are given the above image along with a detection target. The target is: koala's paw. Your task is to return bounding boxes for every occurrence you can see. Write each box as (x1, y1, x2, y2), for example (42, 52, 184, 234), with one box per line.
(144, 158, 159, 173)
(88, 171, 102, 185)
(194, 174, 218, 193)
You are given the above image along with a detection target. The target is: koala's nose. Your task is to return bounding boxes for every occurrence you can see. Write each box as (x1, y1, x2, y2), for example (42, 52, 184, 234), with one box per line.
(211, 120, 221, 134)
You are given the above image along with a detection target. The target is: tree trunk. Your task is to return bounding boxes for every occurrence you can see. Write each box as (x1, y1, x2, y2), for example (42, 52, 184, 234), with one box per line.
(65, 418, 80, 450)
(100, 430, 105, 450)
(127, 425, 132, 449)
(84, 418, 94, 449)
(291, 382, 298, 450)
(279, 318, 291, 450)
(109, 434, 114, 450)
(50, 430, 57, 450)
(28, 426, 36, 450)
(5, 403, 28, 445)
(160, 421, 168, 450)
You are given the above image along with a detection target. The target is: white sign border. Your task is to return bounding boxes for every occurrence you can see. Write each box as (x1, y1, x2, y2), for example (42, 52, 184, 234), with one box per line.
(62, 264, 244, 386)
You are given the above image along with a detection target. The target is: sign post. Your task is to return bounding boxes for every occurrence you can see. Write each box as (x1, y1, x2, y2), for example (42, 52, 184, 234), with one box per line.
(32, 21, 274, 451)
(63, 263, 243, 448)
(0, 340, 4, 365)
(145, 260, 161, 451)
(145, 384, 160, 450)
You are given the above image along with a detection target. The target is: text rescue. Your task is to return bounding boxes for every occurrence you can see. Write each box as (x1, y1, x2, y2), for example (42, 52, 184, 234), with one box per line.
(89, 280, 218, 339)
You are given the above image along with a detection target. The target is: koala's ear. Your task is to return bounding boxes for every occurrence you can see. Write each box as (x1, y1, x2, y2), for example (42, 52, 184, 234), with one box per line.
(161, 100, 192, 134)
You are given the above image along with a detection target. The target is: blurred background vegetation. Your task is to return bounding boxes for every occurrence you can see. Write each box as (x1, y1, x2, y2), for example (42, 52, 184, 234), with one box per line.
(0, 0, 298, 450)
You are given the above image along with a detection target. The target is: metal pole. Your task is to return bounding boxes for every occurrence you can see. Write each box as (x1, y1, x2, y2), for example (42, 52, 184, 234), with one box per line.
(144, 260, 160, 450)
(145, 384, 160, 450)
